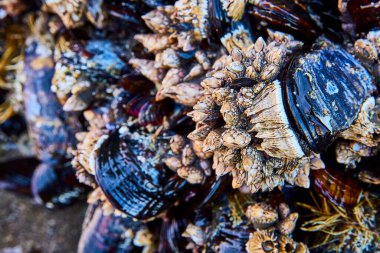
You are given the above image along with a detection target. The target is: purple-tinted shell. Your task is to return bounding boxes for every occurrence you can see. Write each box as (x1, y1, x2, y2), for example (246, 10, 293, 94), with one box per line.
(23, 36, 83, 206)
(248, 0, 321, 40)
(31, 163, 82, 206)
(78, 203, 149, 253)
(23, 38, 77, 162)
(95, 129, 187, 220)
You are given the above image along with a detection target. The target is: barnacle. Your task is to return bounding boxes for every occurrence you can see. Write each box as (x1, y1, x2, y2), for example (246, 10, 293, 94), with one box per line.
(278, 236, 309, 253)
(129, 0, 256, 107)
(354, 30, 380, 85)
(246, 202, 279, 229)
(341, 97, 380, 147)
(182, 223, 207, 246)
(182, 193, 308, 253)
(299, 193, 380, 253)
(246, 229, 278, 253)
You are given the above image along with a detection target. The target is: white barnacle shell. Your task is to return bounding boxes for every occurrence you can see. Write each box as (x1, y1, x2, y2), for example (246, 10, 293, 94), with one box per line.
(265, 46, 286, 66)
(220, 100, 241, 126)
(221, 26, 254, 53)
(161, 82, 203, 106)
(188, 124, 212, 141)
(184, 63, 205, 81)
(170, 134, 186, 154)
(212, 87, 237, 105)
(240, 146, 264, 172)
(226, 61, 246, 79)
(354, 38, 378, 61)
(278, 235, 309, 253)
(246, 230, 278, 253)
(278, 203, 290, 220)
(192, 140, 213, 159)
(221, 128, 251, 149)
(201, 77, 224, 90)
(260, 64, 280, 82)
(203, 130, 223, 153)
(237, 87, 256, 109)
(177, 166, 205, 184)
(213, 148, 233, 176)
(341, 97, 380, 147)
(277, 213, 298, 235)
(88, 134, 109, 175)
(221, 0, 247, 21)
(245, 80, 305, 158)
(156, 48, 180, 68)
(335, 141, 374, 168)
(134, 34, 170, 53)
(182, 144, 196, 166)
(163, 156, 182, 171)
(193, 95, 216, 111)
(142, 7, 174, 34)
(195, 50, 211, 70)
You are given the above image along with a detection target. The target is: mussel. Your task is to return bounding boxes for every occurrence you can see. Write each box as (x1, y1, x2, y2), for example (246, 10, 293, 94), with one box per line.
(78, 202, 153, 253)
(22, 22, 84, 206)
(284, 40, 374, 154)
(311, 167, 362, 207)
(247, 0, 321, 40)
(94, 128, 188, 220)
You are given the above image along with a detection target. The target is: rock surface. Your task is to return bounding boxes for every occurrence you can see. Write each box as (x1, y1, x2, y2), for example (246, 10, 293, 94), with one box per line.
(0, 190, 86, 253)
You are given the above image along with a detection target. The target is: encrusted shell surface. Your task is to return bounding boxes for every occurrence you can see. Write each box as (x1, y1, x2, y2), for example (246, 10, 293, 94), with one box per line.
(53, 38, 129, 111)
(285, 40, 375, 153)
(187, 34, 316, 193)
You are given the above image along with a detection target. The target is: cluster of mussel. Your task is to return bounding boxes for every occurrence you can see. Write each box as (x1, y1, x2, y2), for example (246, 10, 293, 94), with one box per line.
(0, 0, 379, 252)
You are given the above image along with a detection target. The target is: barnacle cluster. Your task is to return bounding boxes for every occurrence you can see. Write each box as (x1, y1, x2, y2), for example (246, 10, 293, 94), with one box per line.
(0, 0, 380, 252)
(164, 134, 212, 184)
(335, 95, 380, 168)
(180, 193, 308, 253)
(246, 202, 308, 253)
(43, 0, 107, 29)
(129, 2, 218, 106)
(188, 32, 326, 192)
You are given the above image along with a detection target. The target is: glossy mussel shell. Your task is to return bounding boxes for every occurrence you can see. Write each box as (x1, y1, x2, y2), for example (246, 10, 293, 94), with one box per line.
(311, 168, 362, 207)
(95, 130, 187, 220)
(285, 41, 374, 153)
